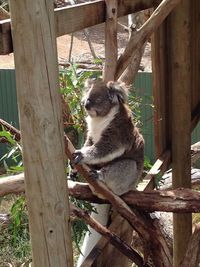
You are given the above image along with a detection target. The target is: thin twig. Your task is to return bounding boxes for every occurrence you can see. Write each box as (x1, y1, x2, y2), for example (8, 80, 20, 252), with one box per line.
(0, 118, 21, 141)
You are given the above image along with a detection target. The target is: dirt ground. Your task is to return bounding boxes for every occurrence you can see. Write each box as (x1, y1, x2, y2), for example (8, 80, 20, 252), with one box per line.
(0, 22, 152, 71)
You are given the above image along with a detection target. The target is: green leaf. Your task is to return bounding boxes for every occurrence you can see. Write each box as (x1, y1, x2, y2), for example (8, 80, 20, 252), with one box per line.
(72, 218, 89, 254)
(0, 130, 15, 145)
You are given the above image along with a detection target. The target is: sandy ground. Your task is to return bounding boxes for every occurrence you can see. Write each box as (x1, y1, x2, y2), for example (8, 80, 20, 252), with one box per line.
(0, 23, 152, 71)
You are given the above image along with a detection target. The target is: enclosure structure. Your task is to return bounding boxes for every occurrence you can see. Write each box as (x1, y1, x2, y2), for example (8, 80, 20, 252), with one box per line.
(0, 0, 200, 266)
(152, 2, 200, 265)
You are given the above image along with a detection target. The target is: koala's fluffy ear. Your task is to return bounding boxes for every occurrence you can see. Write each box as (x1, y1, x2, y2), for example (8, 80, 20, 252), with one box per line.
(107, 81, 129, 104)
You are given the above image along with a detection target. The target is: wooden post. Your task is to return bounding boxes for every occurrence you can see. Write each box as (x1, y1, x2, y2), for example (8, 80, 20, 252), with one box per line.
(9, 0, 73, 266)
(151, 22, 171, 157)
(103, 0, 118, 82)
(170, 2, 192, 266)
(191, 1, 200, 131)
(152, 1, 193, 266)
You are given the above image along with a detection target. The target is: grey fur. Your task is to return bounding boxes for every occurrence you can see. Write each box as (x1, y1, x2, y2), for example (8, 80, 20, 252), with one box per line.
(73, 80, 144, 195)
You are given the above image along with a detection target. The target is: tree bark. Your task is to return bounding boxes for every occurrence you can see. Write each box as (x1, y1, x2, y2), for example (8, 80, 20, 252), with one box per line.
(2, 175, 200, 213)
(9, 0, 74, 265)
(115, 0, 181, 80)
(103, 0, 118, 82)
(71, 205, 149, 267)
(181, 223, 200, 267)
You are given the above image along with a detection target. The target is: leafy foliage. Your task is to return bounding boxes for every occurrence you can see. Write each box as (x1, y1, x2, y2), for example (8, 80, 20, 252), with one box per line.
(0, 129, 23, 174)
(0, 66, 101, 264)
(128, 87, 143, 127)
(60, 65, 101, 147)
(0, 65, 151, 264)
(144, 155, 152, 171)
(0, 196, 31, 266)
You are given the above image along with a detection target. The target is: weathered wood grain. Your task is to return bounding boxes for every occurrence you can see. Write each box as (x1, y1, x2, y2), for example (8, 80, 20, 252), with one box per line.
(2, 174, 200, 213)
(1, 0, 159, 55)
(103, 0, 118, 82)
(170, 2, 192, 266)
(55, 0, 160, 36)
(191, 1, 200, 124)
(115, 0, 182, 79)
(9, 0, 73, 266)
(181, 223, 200, 267)
(151, 23, 171, 157)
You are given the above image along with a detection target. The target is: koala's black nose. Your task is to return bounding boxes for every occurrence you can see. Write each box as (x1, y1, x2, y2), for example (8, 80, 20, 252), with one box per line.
(85, 99, 92, 110)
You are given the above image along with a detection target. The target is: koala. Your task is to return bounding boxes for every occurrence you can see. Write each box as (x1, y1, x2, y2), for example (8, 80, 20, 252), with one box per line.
(73, 79, 144, 195)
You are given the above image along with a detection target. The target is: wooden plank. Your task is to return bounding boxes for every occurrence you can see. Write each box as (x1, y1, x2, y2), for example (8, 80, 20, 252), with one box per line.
(169, 1, 192, 266)
(55, 0, 160, 36)
(1, 0, 159, 55)
(9, 0, 73, 266)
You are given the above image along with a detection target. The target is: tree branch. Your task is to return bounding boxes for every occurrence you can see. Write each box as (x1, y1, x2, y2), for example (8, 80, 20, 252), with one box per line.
(3, 174, 200, 213)
(181, 223, 200, 267)
(0, 118, 21, 142)
(0, 119, 173, 266)
(115, 0, 181, 80)
(144, 149, 171, 191)
(80, 214, 124, 267)
(71, 204, 149, 267)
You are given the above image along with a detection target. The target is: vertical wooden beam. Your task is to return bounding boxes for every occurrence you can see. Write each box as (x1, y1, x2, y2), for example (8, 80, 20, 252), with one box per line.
(103, 0, 118, 82)
(170, 2, 192, 266)
(152, 1, 193, 266)
(151, 22, 171, 157)
(191, 1, 200, 122)
(9, 0, 73, 266)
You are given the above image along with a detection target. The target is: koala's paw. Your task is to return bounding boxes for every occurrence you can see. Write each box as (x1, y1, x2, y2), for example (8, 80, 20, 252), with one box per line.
(89, 170, 106, 183)
(72, 150, 84, 165)
(89, 169, 99, 180)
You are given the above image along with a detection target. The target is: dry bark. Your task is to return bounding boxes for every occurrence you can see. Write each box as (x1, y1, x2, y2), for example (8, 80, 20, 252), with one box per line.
(115, 0, 181, 80)
(103, 0, 118, 82)
(0, 202, 147, 266)
(0, 6, 10, 20)
(0, 118, 21, 142)
(181, 223, 200, 267)
(2, 175, 200, 213)
(71, 205, 149, 267)
(1, 118, 198, 267)
(80, 214, 124, 267)
(1, 131, 172, 266)
(119, 12, 148, 84)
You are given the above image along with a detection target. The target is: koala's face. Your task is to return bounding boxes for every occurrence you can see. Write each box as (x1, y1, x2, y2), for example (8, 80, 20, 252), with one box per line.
(83, 81, 114, 117)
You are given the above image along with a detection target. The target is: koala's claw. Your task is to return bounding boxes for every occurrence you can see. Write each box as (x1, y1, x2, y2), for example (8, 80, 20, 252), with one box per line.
(72, 151, 84, 165)
(89, 169, 99, 180)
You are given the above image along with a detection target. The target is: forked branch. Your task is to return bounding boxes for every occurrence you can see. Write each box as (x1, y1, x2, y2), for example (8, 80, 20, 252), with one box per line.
(115, 0, 181, 80)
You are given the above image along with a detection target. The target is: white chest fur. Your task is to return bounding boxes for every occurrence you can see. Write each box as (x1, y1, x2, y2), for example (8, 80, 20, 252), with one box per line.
(86, 106, 118, 144)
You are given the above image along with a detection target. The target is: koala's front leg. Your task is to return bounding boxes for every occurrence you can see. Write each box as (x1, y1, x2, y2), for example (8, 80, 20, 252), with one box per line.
(73, 142, 125, 165)
(73, 146, 99, 165)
